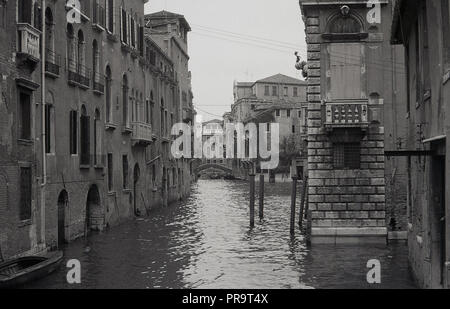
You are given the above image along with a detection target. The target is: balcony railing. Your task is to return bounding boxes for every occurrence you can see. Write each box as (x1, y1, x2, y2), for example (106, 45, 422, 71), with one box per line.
(93, 72, 105, 94)
(45, 49, 60, 77)
(92, 4, 106, 29)
(131, 122, 153, 146)
(17, 23, 41, 61)
(324, 100, 369, 130)
(67, 58, 91, 88)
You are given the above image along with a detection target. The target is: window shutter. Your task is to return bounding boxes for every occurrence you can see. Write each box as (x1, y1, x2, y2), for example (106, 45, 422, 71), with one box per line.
(330, 43, 362, 99)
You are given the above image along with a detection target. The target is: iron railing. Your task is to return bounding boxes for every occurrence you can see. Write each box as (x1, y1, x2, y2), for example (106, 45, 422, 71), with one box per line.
(45, 49, 60, 76)
(67, 58, 91, 88)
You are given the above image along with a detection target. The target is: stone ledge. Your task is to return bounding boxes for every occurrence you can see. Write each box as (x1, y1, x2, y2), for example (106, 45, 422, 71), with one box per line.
(311, 227, 387, 236)
(310, 227, 387, 245)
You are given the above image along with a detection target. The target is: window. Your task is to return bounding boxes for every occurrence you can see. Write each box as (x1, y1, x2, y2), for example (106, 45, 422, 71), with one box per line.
(152, 164, 156, 185)
(329, 43, 362, 99)
(92, 40, 100, 85)
(275, 109, 280, 117)
(1, 1, 6, 28)
(287, 109, 291, 117)
(105, 66, 112, 122)
(121, 7, 127, 43)
(80, 106, 90, 165)
(107, 153, 113, 191)
(19, 90, 31, 140)
(70, 110, 77, 154)
(19, 167, 32, 221)
(122, 75, 129, 126)
(77, 30, 86, 77)
(94, 110, 102, 165)
(122, 155, 129, 189)
(298, 110, 302, 118)
(264, 85, 270, 96)
(284, 87, 288, 96)
(293, 87, 298, 97)
(266, 123, 270, 132)
(333, 143, 361, 169)
(33, 2, 41, 30)
(67, 23, 76, 73)
(292, 125, 296, 134)
(418, 0, 430, 101)
(106, 0, 114, 33)
(80, 0, 90, 17)
(18, 0, 32, 24)
(45, 105, 55, 154)
(442, 0, 450, 68)
(45, 8, 55, 62)
(272, 86, 277, 96)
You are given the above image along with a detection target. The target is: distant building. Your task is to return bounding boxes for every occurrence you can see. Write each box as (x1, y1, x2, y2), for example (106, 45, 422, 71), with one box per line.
(391, 0, 450, 288)
(231, 74, 308, 181)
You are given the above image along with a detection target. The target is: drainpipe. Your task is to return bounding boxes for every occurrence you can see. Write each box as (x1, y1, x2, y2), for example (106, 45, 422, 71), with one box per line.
(40, 0, 47, 249)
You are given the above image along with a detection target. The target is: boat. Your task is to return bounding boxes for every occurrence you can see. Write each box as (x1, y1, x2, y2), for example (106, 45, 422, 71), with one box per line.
(0, 251, 64, 288)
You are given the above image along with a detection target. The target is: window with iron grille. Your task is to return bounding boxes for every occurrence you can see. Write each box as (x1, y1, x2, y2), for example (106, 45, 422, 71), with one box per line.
(20, 167, 32, 221)
(333, 143, 361, 169)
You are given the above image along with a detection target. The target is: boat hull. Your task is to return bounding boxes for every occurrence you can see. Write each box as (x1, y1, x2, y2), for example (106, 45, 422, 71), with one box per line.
(0, 251, 64, 289)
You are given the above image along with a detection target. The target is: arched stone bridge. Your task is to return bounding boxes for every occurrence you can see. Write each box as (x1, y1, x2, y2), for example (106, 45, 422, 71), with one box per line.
(195, 163, 233, 174)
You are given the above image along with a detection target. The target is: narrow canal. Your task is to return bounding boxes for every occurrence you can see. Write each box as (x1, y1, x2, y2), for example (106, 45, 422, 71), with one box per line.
(25, 180, 416, 289)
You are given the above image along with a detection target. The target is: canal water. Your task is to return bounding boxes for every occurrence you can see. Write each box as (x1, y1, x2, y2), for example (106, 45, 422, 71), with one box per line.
(25, 180, 416, 289)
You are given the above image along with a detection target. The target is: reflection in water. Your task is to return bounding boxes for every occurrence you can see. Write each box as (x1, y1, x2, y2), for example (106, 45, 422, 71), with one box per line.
(24, 180, 416, 289)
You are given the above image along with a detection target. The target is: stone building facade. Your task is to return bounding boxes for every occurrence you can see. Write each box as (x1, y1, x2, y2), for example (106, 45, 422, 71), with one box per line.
(391, 0, 450, 289)
(0, 0, 195, 259)
(0, 0, 44, 260)
(299, 0, 406, 244)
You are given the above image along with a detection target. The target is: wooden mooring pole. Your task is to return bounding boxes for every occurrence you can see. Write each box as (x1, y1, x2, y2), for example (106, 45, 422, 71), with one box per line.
(249, 173, 255, 228)
(259, 174, 264, 220)
(290, 176, 298, 235)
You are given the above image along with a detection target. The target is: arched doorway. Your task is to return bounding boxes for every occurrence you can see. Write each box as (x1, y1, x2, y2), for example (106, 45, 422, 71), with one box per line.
(133, 164, 140, 216)
(57, 190, 68, 247)
(86, 185, 103, 234)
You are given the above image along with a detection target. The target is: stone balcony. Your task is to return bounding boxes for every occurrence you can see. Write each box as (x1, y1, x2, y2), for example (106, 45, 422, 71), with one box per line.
(324, 99, 369, 131)
(17, 23, 41, 65)
(131, 122, 153, 146)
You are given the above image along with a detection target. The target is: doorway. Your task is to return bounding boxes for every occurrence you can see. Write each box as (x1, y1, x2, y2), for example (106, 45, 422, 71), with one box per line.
(86, 184, 103, 234)
(430, 144, 446, 287)
(57, 190, 68, 247)
(133, 164, 140, 216)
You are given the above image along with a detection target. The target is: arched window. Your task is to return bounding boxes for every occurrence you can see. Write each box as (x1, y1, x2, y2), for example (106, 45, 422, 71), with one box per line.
(80, 105, 90, 165)
(77, 30, 85, 76)
(94, 109, 102, 166)
(92, 40, 100, 83)
(67, 24, 76, 72)
(105, 65, 112, 123)
(45, 8, 54, 62)
(328, 15, 362, 34)
(45, 91, 55, 154)
(122, 75, 129, 126)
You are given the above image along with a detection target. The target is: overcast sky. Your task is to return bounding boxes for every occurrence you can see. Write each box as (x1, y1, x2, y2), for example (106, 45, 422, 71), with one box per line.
(144, 0, 307, 121)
